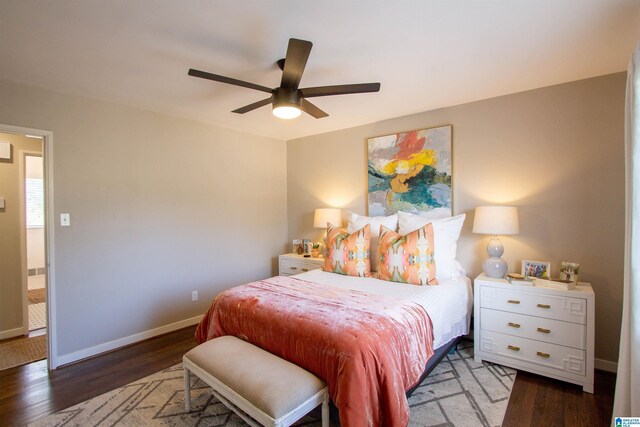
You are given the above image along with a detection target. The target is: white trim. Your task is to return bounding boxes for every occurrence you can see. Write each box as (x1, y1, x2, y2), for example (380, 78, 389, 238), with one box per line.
(0, 327, 27, 340)
(595, 358, 618, 373)
(0, 123, 56, 369)
(44, 130, 56, 369)
(56, 315, 203, 367)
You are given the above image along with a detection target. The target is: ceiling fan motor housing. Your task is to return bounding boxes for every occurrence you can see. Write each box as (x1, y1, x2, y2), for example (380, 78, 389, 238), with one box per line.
(273, 87, 302, 109)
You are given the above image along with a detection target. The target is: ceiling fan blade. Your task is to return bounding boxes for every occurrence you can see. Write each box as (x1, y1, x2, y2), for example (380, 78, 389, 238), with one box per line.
(232, 97, 273, 114)
(280, 38, 313, 90)
(188, 69, 273, 94)
(300, 82, 381, 98)
(300, 98, 329, 119)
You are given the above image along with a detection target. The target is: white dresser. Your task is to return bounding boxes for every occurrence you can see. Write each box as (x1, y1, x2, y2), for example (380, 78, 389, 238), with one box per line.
(278, 253, 324, 276)
(474, 273, 595, 393)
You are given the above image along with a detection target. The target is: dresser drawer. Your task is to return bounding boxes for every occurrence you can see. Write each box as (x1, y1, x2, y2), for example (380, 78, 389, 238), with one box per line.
(479, 330, 586, 375)
(480, 308, 585, 349)
(280, 258, 321, 276)
(479, 286, 586, 324)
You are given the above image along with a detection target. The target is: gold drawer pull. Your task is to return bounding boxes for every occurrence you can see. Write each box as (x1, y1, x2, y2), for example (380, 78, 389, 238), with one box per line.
(536, 351, 550, 358)
(507, 345, 520, 351)
(537, 327, 551, 334)
(507, 299, 520, 304)
(537, 303, 551, 309)
(290, 267, 297, 270)
(302, 268, 309, 272)
(508, 322, 521, 328)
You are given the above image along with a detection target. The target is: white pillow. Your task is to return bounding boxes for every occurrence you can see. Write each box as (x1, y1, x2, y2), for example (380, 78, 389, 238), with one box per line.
(398, 211, 466, 279)
(347, 212, 398, 272)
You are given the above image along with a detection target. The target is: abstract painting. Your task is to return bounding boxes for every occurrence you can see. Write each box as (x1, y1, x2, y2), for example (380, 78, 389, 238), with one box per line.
(368, 125, 452, 216)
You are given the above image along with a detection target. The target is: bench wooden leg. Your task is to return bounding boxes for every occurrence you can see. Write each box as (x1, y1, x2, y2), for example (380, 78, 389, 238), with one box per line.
(184, 366, 191, 412)
(321, 391, 329, 427)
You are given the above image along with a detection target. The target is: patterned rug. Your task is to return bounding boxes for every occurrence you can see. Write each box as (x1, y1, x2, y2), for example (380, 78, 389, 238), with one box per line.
(29, 341, 515, 427)
(0, 335, 47, 371)
(29, 303, 47, 331)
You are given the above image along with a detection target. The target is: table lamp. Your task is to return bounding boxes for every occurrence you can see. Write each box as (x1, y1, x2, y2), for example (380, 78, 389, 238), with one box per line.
(313, 208, 342, 229)
(314, 208, 341, 256)
(472, 206, 519, 278)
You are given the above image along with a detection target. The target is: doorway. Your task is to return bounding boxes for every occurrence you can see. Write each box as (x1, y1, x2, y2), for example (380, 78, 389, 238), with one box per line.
(24, 153, 46, 334)
(0, 124, 56, 370)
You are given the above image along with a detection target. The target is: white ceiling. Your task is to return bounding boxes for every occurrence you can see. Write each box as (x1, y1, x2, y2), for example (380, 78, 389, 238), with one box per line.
(1, 1, 639, 141)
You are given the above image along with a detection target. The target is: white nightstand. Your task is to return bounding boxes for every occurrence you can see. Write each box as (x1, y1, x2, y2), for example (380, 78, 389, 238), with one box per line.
(473, 273, 595, 393)
(278, 253, 324, 276)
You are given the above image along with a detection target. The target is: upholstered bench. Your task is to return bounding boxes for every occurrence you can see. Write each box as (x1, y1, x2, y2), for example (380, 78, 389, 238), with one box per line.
(183, 336, 329, 427)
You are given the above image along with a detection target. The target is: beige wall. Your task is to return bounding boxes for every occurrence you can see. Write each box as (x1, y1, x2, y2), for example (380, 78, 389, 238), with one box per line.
(27, 228, 45, 270)
(287, 73, 626, 364)
(0, 132, 43, 336)
(0, 80, 288, 360)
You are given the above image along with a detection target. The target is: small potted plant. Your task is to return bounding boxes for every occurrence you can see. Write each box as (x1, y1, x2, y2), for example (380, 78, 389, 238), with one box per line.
(311, 242, 321, 258)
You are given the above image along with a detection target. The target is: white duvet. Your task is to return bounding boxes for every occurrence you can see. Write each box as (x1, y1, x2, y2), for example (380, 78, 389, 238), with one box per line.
(294, 267, 472, 350)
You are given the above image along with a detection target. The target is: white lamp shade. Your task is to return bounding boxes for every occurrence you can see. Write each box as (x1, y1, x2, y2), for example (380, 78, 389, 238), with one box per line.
(472, 206, 519, 235)
(313, 208, 342, 228)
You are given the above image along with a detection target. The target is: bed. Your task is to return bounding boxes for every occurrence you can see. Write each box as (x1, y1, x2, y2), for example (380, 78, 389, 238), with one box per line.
(295, 268, 472, 351)
(195, 266, 472, 427)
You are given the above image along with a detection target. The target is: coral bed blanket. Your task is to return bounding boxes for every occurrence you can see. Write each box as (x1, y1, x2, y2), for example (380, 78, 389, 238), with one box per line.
(195, 276, 434, 427)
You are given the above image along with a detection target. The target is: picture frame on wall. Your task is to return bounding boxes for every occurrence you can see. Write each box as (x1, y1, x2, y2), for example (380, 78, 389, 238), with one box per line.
(521, 260, 551, 278)
(367, 125, 452, 217)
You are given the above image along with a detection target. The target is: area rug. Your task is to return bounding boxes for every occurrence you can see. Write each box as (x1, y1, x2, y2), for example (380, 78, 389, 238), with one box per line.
(29, 288, 46, 304)
(28, 288, 47, 304)
(29, 302, 47, 331)
(0, 335, 47, 371)
(29, 341, 515, 427)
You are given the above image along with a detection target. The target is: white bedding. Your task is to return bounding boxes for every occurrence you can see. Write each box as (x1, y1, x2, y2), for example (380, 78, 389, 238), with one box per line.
(294, 267, 472, 350)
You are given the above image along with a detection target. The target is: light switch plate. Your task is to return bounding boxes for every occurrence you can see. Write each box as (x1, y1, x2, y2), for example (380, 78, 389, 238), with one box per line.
(0, 142, 10, 160)
(0, 197, 5, 209)
(60, 213, 71, 227)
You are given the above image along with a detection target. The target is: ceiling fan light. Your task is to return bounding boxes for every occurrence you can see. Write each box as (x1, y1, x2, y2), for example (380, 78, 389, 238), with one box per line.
(272, 104, 302, 119)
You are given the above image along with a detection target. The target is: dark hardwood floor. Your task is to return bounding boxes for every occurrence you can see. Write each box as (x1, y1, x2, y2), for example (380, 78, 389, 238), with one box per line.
(0, 326, 615, 426)
(503, 369, 615, 427)
(0, 326, 198, 426)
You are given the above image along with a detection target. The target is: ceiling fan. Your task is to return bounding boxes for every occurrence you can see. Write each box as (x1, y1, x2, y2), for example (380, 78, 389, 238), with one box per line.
(188, 38, 381, 119)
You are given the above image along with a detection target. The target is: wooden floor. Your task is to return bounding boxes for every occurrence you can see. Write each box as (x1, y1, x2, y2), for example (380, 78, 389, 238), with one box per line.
(503, 369, 615, 426)
(0, 325, 615, 426)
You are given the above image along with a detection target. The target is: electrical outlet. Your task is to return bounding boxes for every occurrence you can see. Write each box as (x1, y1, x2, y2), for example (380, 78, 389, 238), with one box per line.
(191, 290, 198, 302)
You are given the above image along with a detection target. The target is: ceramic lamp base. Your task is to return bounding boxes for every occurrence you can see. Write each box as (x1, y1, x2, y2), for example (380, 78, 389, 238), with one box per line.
(483, 236, 508, 278)
(483, 257, 508, 278)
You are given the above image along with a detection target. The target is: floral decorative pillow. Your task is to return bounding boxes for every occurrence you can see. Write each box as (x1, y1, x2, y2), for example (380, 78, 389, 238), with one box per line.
(322, 223, 371, 277)
(397, 212, 465, 279)
(378, 224, 437, 285)
(347, 212, 398, 272)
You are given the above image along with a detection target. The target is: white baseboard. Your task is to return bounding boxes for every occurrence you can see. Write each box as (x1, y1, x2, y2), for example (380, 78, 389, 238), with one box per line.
(56, 315, 203, 368)
(0, 326, 26, 340)
(595, 358, 618, 373)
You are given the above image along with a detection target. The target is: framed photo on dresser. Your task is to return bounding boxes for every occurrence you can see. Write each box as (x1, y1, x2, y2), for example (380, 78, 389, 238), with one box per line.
(521, 259, 551, 278)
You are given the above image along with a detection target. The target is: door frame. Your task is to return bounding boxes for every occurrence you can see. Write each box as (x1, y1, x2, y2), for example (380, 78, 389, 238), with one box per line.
(19, 150, 43, 337)
(0, 123, 57, 370)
